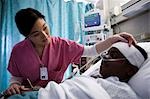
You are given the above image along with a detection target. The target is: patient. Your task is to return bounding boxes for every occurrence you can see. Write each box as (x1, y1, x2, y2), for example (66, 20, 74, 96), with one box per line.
(94, 42, 148, 99)
(7, 42, 147, 99)
(99, 42, 147, 82)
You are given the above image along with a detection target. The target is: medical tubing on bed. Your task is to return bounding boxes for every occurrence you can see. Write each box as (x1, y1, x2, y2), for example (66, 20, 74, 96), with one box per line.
(27, 78, 41, 91)
(79, 55, 100, 71)
(27, 78, 34, 89)
(65, 55, 100, 80)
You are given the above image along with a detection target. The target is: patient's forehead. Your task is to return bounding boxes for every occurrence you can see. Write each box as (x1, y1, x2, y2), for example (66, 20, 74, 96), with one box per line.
(108, 47, 120, 52)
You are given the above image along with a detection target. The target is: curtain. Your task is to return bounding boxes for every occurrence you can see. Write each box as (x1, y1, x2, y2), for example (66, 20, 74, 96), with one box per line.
(0, 0, 85, 92)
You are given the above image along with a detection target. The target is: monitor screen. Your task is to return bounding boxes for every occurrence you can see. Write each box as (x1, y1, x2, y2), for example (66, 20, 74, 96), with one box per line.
(84, 13, 101, 28)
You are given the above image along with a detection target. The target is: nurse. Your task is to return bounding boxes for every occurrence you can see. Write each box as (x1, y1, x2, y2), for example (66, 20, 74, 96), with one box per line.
(6, 8, 136, 95)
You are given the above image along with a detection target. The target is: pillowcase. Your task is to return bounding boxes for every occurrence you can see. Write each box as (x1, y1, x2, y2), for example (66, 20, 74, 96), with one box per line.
(137, 42, 150, 57)
(128, 42, 150, 98)
(82, 60, 102, 76)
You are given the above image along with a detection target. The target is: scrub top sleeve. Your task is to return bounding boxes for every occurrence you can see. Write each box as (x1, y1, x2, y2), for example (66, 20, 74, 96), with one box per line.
(7, 50, 21, 77)
(65, 40, 84, 64)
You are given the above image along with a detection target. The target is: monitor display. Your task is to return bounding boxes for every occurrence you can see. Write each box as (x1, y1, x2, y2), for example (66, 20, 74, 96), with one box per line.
(84, 13, 101, 28)
(82, 9, 105, 31)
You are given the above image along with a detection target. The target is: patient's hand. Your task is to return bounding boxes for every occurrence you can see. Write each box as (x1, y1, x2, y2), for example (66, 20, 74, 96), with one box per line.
(5, 83, 31, 96)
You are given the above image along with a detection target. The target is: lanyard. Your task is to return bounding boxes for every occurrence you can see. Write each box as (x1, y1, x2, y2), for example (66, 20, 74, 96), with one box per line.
(36, 54, 48, 81)
(40, 64, 48, 80)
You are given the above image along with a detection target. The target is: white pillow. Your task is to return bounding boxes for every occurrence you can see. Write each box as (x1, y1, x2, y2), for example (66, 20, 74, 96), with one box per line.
(82, 60, 102, 76)
(128, 42, 150, 98)
(137, 42, 150, 57)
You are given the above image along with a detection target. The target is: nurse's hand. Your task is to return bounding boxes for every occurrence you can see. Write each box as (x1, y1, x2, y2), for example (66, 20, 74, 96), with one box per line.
(108, 32, 137, 46)
(95, 32, 137, 54)
(5, 83, 30, 96)
(115, 32, 137, 46)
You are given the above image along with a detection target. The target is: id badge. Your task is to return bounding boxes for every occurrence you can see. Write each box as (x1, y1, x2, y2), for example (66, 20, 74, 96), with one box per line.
(40, 67, 48, 80)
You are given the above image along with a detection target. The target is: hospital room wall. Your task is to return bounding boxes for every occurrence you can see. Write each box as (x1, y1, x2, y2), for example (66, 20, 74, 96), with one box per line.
(112, 10, 150, 42)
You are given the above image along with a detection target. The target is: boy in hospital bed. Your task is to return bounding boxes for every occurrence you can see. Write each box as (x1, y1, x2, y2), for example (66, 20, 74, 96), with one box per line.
(7, 42, 147, 99)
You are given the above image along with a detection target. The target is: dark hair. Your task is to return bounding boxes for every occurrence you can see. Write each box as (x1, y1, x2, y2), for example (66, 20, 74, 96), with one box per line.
(15, 8, 45, 37)
(134, 44, 148, 60)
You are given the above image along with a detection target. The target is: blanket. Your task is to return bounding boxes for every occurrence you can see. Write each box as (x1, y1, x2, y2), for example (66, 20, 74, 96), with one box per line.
(38, 76, 111, 99)
(7, 76, 139, 99)
(96, 77, 139, 99)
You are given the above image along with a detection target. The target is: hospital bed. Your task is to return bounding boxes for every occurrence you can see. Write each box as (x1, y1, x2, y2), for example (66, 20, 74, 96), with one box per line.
(1, 42, 150, 99)
(82, 42, 150, 99)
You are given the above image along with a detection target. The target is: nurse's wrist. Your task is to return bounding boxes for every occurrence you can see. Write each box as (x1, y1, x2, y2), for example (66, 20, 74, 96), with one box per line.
(9, 81, 22, 86)
(105, 37, 113, 46)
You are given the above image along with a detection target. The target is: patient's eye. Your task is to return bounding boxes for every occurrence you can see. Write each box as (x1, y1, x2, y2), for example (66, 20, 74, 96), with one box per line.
(108, 47, 125, 59)
(109, 50, 124, 59)
(110, 52, 119, 59)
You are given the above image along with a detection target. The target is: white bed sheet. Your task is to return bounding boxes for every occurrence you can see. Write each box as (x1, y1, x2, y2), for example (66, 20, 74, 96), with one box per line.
(82, 59, 102, 76)
(38, 76, 139, 99)
(82, 60, 141, 99)
(38, 76, 111, 99)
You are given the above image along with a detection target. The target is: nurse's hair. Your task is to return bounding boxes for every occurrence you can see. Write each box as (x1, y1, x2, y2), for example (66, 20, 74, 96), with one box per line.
(15, 8, 45, 37)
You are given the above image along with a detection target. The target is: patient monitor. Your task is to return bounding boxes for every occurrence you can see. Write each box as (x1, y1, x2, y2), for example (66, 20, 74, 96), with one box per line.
(82, 9, 109, 46)
(82, 9, 106, 31)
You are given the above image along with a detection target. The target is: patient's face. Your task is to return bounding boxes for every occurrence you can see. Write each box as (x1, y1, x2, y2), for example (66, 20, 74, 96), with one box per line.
(100, 47, 134, 81)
